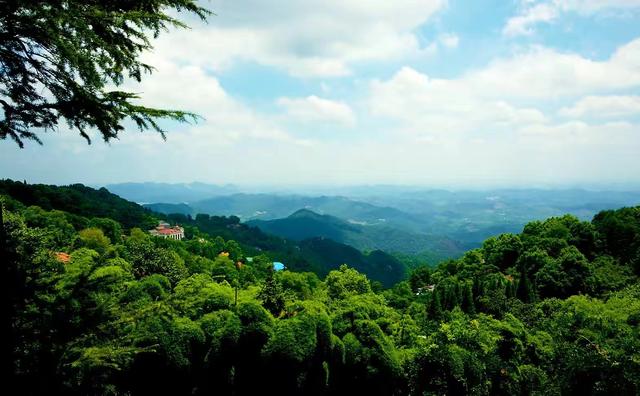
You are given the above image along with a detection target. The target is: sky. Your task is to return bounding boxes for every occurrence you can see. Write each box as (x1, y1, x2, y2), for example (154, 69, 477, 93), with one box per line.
(2, 0, 640, 188)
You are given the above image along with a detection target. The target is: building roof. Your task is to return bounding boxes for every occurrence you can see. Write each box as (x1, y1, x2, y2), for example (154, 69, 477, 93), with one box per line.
(55, 252, 71, 263)
(149, 221, 184, 236)
(156, 227, 183, 235)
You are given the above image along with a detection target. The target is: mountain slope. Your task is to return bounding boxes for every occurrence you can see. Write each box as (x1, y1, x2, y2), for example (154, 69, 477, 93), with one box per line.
(173, 212, 407, 287)
(120, 186, 640, 253)
(344, 188, 640, 247)
(298, 237, 405, 285)
(190, 193, 424, 228)
(248, 208, 463, 258)
(1, 180, 406, 286)
(144, 202, 194, 216)
(0, 179, 156, 229)
(247, 209, 359, 242)
(147, 193, 464, 255)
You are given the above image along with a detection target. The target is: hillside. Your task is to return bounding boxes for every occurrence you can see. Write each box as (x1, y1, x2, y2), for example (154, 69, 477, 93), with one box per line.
(148, 195, 465, 258)
(248, 208, 462, 259)
(170, 212, 406, 286)
(158, 193, 424, 228)
(4, 188, 640, 395)
(298, 237, 406, 284)
(248, 209, 359, 241)
(0, 181, 406, 286)
(144, 202, 194, 216)
(0, 179, 156, 229)
(142, 187, 640, 259)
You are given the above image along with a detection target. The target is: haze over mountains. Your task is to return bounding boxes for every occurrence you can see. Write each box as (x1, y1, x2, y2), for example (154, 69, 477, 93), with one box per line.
(247, 209, 461, 258)
(106, 182, 640, 260)
(0, 179, 407, 286)
(106, 182, 239, 204)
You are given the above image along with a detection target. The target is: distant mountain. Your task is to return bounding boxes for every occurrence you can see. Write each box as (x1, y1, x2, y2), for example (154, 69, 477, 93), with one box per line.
(343, 188, 640, 247)
(163, 213, 407, 287)
(130, 186, 640, 262)
(144, 202, 194, 216)
(104, 182, 238, 204)
(248, 209, 462, 258)
(186, 193, 425, 229)
(145, 195, 469, 258)
(248, 209, 359, 242)
(0, 179, 407, 286)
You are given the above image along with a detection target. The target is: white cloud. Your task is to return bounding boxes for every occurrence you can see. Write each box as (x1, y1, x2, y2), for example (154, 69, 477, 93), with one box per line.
(368, 38, 640, 158)
(2, 56, 320, 185)
(503, 3, 558, 36)
(277, 95, 356, 126)
(152, 0, 447, 77)
(369, 37, 640, 136)
(505, 0, 640, 37)
(562, 0, 640, 14)
(124, 54, 307, 149)
(101, 34, 640, 185)
(438, 33, 460, 48)
(516, 121, 638, 151)
(370, 66, 548, 137)
(559, 96, 640, 118)
(466, 38, 640, 98)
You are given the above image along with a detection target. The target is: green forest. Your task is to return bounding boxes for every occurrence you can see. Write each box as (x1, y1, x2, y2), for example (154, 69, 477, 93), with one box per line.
(2, 1, 640, 395)
(3, 181, 640, 395)
(0, 180, 407, 287)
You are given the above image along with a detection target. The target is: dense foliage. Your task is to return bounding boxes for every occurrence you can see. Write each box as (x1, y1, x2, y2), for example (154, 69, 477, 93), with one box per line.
(0, 0, 208, 147)
(159, 212, 406, 287)
(3, 187, 640, 395)
(0, 179, 157, 229)
(248, 208, 458, 259)
(0, 180, 406, 286)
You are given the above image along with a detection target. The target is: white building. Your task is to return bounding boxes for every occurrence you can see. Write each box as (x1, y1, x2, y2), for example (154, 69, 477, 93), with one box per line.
(149, 221, 185, 240)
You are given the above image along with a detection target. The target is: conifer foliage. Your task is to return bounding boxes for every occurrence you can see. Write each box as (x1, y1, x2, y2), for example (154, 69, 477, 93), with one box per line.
(0, 0, 209, 147)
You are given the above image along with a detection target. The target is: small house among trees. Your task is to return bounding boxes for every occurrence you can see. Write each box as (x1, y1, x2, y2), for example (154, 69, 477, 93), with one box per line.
(149, 221, 185, 240)
(415, 284, 435, 296)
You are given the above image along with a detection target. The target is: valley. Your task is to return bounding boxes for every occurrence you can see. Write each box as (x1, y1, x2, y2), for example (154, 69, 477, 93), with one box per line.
(110, 182, 640, 261)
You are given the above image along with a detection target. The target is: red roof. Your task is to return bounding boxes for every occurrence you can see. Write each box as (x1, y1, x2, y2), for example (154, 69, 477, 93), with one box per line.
(157, 228, 182, 235)
(55, 252, 71, 263)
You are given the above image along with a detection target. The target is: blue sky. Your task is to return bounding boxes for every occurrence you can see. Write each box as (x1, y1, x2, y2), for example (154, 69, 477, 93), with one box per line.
(2, 0, 640, 188)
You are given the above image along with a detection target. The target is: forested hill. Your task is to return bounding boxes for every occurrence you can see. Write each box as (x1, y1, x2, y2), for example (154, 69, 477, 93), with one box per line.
(0, 180, 406, 286)
(0, 179, 156, 229)
(3, 181, 640, 394)
(174, 213, 406, 286)
(247, 208, 462, 257)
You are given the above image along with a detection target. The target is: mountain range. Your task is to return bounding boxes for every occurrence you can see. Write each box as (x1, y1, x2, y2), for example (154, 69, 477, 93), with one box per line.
(112, 182, 640, 260)
(144, 194, 459, 257)
(105, 182, 239, 204)
(247, 209, 461, 258)
(1, 180, 407, 286)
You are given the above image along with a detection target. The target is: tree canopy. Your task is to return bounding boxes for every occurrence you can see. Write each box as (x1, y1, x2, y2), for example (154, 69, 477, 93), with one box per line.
(3, 183, 640, 395)
(0, 0, 210, 147)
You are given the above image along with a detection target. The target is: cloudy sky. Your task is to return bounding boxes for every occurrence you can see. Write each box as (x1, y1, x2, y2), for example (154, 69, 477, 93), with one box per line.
(2, 0, 640, 188)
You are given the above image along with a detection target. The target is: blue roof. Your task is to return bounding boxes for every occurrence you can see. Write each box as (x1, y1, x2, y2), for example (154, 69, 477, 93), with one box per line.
(273, 262, 285, 271)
